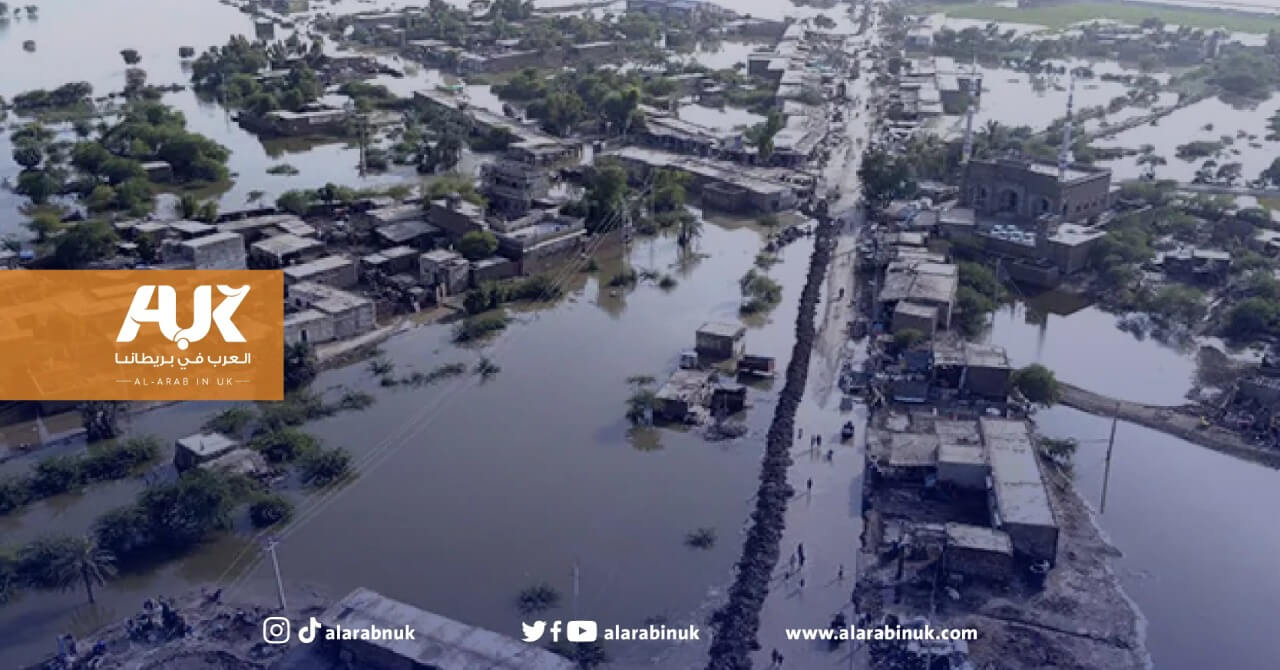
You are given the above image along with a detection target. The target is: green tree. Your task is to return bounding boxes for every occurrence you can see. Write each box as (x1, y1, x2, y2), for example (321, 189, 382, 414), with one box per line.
(299, 447, 352, 487)
(196, 200, 218, 223)
(748, 110, 784, 161)
(1010, 364, 1061, 407)
(276, 189, 314, 216)
(30, 456, 81, 497)
(12, 144, 42, 169)
(954, 286, 995, 336)
(581, 161, 629, 233)
(113, 177, 154, 215)
(93, 506, 151, 562)
(249, 428, 318, 463)
(284, 341, 318, 391)
(858, 147, 916, 212)
(100, 156, 145, 185)
(179, 193, 199, 219)
(457, 229, 498, 261)
(677, 214, 702, 249)
(138, 469, 234, 549)
(958, 261, 1004, 302)
(16, 170, 61, 204)
(86, 184, 117, 212)
(79, 401, 126, 442)
(249, 494, 293, 528)
(18, 535, 116, 604)
(203, 405, 256, 437)
(52, 221, 118, 269)
(1225, 297, 1279, 339)
(24, 212, 63, 243)
(602, 86, 641, 135)
(652, 169, 688, 213)
(70, 142, 112, 175)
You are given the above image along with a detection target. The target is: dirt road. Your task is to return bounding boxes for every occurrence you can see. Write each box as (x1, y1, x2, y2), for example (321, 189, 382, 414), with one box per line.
(1058, 383, 1280, 469)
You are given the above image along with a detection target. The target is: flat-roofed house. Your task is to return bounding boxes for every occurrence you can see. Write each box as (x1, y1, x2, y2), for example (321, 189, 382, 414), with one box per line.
(162, 231, 247, 270)
(288, 282, 376, 341)
(218, 214, 307, 244)
(376, 219, 440, 250)
(419, 249, 471, 301)
(944, 522, 1015, 582)
(250, 233, 324, 268)
(695, 321, 746, 361)
(284, 255, 357, 288)
(980, 418, 1059, 565)
(174, 432, 239, 472)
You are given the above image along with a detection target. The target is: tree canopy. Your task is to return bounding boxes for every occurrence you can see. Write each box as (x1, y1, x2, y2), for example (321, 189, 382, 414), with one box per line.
(858, 146, 917, 211)
(457, 229, 499, 261)
(1011, 364, 1062, 407)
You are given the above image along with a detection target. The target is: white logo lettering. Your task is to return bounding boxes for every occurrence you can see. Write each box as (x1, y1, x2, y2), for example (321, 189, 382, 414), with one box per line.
(116, 284, 250, 350)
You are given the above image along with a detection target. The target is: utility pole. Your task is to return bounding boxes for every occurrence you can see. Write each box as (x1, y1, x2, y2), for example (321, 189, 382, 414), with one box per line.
(265, 537, 287, 611)
(1100, 404, 1119, 514)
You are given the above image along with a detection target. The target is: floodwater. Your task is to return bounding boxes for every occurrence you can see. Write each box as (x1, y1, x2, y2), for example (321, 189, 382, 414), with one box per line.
(981, 294, 1200, 405)
(0, 0, 419, 238)
(1096, 93, 1280, 183)
(1035, 405, 1280, 670)
(0, 216, 818, 667)
(965, 62, 1138, 132)
(676, 102, 763, 132)
(673, 40, 762, 72)
(986, 294, 1280, 669)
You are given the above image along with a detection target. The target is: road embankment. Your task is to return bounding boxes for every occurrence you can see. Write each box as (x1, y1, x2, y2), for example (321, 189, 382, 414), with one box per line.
(1058, 383, 1280, 469)
(705, 218, 839, 670)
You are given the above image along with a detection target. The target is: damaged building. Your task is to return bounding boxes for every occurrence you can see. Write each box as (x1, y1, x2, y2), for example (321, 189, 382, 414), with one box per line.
(865, 417, 1059, 576)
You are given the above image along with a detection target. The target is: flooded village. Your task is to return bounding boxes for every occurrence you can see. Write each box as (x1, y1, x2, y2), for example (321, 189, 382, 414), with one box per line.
(3, 0, 1280, 669)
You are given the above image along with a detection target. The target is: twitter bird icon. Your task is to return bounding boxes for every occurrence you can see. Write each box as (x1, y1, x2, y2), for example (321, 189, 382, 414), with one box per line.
(522, 621, 547, 642)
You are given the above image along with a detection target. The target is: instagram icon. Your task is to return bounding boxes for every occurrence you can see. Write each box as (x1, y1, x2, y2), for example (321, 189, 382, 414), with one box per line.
(262, 617, 291, 644)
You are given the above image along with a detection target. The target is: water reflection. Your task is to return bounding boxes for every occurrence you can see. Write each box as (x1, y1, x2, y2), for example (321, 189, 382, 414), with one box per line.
(1097, 94, 1280, 182)
(983, 295, 1199, 405)
(1036, 406, 1280, 670)
(0, 215, 814, 667)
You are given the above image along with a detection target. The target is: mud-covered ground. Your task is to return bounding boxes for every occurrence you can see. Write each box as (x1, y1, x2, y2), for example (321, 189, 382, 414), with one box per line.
(856, 436, 1148, 670)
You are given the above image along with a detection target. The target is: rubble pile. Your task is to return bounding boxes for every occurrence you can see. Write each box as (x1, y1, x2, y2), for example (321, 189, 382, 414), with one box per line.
(706, 215, 839, 669)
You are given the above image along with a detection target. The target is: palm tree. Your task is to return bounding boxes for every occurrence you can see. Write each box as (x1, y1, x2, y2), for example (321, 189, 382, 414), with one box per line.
(677, 215, 702, 249)
(981, 120, 1004, 155)
(79, 401, 126, 443)
(24, 535, 117, 604)
(64, 535, 116, 604)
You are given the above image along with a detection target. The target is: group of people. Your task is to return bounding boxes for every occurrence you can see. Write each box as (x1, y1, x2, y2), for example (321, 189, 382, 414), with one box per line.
(126, 597, 190, 644)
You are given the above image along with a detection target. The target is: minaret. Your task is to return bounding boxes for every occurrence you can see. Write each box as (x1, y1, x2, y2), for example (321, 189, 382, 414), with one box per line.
(1058, 75, 1076, 180)
(961, 98, 975, 164)
(961, 53, 978, 164)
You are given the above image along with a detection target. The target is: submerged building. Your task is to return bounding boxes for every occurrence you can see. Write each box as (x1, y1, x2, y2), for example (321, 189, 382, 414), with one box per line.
(962, 157, 1112, 223)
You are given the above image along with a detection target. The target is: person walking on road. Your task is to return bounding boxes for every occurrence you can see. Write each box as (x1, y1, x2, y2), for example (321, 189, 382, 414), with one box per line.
(806, 478, 813, 494)
(797, 543, 806, 566)
(838, 564, 845, 581)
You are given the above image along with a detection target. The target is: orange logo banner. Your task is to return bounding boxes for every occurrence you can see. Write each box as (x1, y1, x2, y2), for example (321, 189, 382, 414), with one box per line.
(0, 270, 284, 401)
